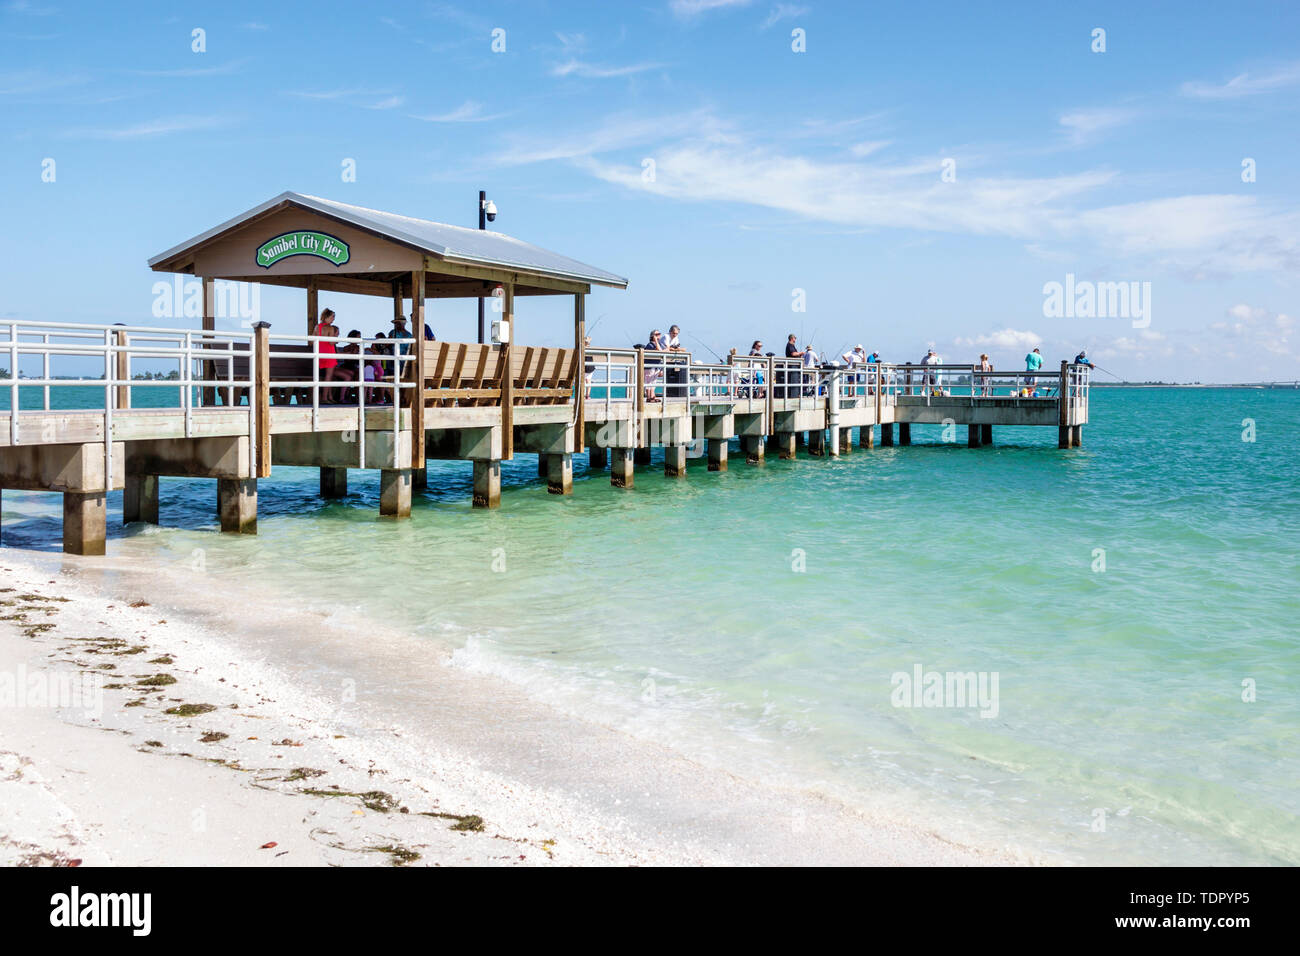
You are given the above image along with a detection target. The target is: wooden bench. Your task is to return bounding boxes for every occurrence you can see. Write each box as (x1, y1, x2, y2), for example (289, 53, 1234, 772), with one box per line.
(423, 341, 576, 408)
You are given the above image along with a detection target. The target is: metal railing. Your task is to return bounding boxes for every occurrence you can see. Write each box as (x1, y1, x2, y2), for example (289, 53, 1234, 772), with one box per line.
(0, 320, 415, 475)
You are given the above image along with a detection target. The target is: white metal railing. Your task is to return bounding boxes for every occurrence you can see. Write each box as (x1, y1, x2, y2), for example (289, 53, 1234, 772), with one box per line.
(0, 319, 418, 475)
(0, 319, 257, 483)
(261, 331, 414, 469)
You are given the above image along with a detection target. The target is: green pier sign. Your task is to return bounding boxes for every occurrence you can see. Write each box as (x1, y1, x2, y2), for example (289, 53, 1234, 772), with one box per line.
(255, 231, 350, 268)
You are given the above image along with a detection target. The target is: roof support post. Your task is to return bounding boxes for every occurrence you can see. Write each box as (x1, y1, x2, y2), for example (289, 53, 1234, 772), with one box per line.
(410, 270, 426, 468)
(201, 276, 216, 407)
(574, 292, 585, 453)
(306, 277, 318, 337)
(501, 282, 514, 460)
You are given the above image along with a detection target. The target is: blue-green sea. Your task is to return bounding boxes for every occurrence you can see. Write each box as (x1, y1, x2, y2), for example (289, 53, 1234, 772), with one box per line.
(3, 387, 1298, 864)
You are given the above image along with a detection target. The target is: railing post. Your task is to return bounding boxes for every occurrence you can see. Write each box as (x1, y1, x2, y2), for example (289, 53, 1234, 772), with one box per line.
(1058, 360, 1070, 448)
(254, 322, 271, 478)
(113, 325, 130, 410)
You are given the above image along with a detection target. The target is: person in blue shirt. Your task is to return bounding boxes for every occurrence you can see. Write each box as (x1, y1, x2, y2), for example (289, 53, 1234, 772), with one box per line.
(1024, 347, 1044, 396)
(1074, 349, 1093, 367)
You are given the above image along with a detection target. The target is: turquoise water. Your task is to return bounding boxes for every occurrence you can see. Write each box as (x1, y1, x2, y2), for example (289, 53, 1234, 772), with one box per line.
(3, 387, 1298, 864)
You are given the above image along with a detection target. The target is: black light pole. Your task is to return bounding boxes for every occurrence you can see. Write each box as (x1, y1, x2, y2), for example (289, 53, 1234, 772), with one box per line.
(476, 189, 487, 344)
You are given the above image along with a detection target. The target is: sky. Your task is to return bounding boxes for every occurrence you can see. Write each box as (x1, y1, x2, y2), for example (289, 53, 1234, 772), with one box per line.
(2, 0, 1298, 382)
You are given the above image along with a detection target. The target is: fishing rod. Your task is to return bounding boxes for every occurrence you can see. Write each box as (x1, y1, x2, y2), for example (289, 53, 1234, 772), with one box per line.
(586, 313, 609, 338)
(681, 329, 726, 363)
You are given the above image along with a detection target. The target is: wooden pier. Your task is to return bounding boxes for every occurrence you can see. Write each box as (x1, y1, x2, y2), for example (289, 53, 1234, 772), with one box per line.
(0, 193, 1090, 554)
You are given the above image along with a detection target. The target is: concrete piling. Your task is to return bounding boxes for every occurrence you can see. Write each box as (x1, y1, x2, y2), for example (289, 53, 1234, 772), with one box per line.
(707, 438, 728, 472)
(320, 467, 348, 498)
(63, 492, 107, 555)
(217, 478, 258, 533)
(545, 453, 574, 495)
(611, 447, 635, 488)
(472, 460, 501, 508)
(123, 474, 159, 525)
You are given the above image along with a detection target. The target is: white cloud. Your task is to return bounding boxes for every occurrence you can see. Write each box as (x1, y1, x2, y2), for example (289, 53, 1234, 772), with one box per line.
(849, 140, 891, 158)
(670, 0, 752, 18)
(130, 60, 246, 78)
(60, 115, 229, 139)
(760, 4, 808, 29)
(6, 1, 58, 15)
(367, 95, 404, 110)
(954, 329, 1042, 350)
(1058, 107, 1138, 144)
(1180, 62, 1300, 99)
(552, 59, 667, 79)
(497, 109, 1300, 277)
(411, 100, 503, 123)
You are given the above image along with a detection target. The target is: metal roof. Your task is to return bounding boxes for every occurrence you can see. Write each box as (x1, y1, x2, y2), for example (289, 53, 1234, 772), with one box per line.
(148, 191, 628, 288)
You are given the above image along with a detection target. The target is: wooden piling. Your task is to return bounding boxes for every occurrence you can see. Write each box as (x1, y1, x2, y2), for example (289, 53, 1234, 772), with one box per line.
(63, 492, 107, 555)
(861, 425, 874, 449)
(898, 423, 911, 446)
(253, 322, 271, 477)
(707, 438, 728, 471)
(880, 423, 895, 446)
(412, 467, 427, 491)
(217, 478, 257, 534)
(123, 474, 159, 524)
(967, 424, 982, 448)
(981, 424, 992, 445)
(611, 448, 634, 488)
(472, 460, 501, 508)
(1058, 426, 1071, 449)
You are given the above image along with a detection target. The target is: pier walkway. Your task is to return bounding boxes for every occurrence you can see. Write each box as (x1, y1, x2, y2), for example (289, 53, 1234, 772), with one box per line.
(1, 318, 1090, 554)
(1, 192, 1088, 554)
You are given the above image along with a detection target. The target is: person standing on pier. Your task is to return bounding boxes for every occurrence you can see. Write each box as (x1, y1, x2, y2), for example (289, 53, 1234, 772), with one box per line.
(644, 329, 665, 403)
(314, 308, 340, 403)
(978, 352, 994, 396)
(666, 325, 687, 399)
(920, 347, 940, 394)
(1025, 347, 1044, 396)
(1073, 349, 1093, 367)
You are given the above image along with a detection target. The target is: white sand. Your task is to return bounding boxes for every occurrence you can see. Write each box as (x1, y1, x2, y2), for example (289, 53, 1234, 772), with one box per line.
(0, 550, 1030, 866)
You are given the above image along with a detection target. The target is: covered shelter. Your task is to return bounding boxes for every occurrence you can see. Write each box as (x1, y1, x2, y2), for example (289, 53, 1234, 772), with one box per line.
(148, 191, 628, 460)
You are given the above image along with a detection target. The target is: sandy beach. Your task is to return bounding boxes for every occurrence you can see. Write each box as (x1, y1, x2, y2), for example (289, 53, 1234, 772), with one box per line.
(0, 547, 1025, 867)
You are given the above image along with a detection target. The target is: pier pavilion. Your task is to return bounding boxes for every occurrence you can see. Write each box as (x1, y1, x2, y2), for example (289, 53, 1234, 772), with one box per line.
(1, 193, 1089, 555)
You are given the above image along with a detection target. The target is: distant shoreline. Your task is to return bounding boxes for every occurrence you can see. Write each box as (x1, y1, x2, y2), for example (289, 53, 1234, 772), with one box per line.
(1090, 382, 1299, 389)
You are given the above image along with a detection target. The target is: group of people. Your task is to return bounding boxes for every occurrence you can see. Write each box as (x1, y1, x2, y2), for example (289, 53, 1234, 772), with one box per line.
(306, 308, 429, 405)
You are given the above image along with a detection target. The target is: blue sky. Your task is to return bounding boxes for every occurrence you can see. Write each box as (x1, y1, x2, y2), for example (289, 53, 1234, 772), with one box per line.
(2, 0, 1298, 381)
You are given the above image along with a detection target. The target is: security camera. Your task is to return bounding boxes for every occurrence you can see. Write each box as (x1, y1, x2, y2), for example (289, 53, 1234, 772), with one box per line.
(483, 199, 497, 222)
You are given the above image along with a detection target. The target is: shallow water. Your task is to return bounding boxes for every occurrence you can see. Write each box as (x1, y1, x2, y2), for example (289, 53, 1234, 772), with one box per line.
(3, 387, 1298, 864)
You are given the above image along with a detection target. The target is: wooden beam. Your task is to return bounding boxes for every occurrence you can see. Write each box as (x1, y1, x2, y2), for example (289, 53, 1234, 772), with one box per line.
(501, 282, 514, 460)
(410, 269, 426, 468)
(113, 327, 130, 410)
(201, 276, 216, 407)
(254, 322, 271, 477)
(575, 293, 585, 453)
(306, 277, 318, 336)
(424, 255, 592, 295)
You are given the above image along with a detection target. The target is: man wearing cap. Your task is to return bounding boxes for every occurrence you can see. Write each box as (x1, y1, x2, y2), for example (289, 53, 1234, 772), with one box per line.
(391, 314, 414, 358)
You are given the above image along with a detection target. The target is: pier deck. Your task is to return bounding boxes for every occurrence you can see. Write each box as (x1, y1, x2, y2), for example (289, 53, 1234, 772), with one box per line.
(1, 319, 1090, 553)
(2, 192, 1088, 553)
